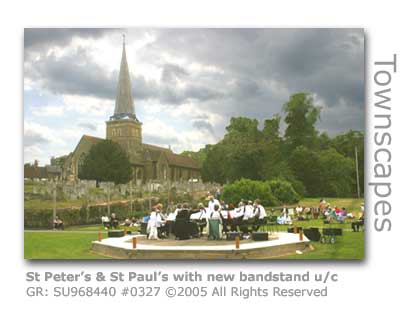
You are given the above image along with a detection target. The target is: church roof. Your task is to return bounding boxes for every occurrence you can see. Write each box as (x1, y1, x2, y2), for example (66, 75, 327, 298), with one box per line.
(143, 143, 199, 169)
(111, 37, 137, 120)
(83, 135, 104, 143)
(75, 135, 200, 169)
(164, 152, 200, 169)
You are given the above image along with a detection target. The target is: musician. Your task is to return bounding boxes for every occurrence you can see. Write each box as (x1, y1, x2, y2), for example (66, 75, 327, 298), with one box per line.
(165, 203, 181, 236)
(208, 195, 220, 212)
(253, 199, 266, 231)
(208, 204, 222, 240)
(241, 200, 255, 234)
(147, 205, 164, 240)
(231, 200, 246, 232)
(219, 200, 228, 210)
(246, 200, 254, 214)
(174, 203, 198, 240)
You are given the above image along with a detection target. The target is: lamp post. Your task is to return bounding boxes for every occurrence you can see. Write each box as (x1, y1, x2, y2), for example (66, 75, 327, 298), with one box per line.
(52, 180, 57, 226)
(355, 146, 360, 198)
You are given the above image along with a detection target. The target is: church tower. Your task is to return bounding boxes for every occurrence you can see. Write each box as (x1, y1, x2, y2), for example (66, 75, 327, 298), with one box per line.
(106, 36, 143, 163)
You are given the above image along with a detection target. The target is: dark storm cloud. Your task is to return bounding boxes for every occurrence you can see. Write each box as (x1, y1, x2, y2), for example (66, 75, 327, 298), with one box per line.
(146, 28, 364, 133)
(26, 47, 116, 99)
(24, 28, 364, 134)
(24, 28, 117, 53)
(25, 47, 225, 105)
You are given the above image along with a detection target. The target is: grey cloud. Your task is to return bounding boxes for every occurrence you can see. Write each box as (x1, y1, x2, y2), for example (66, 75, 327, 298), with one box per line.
(161, 63, 189, 83)
(143, 133, 180, 147)
(25, 28, 117, 54)
(25, 47, 116, 99)
(77, 122, 97, 131)
(25, 46, 225, 106)
(192, 119, 215, 135)
(25, 28, 364, 135)
(24, 131, 50, 147)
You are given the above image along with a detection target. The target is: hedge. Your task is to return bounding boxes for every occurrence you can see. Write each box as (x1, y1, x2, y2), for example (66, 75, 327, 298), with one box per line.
(266, 179, 301, 204)
(24, 198, 161, 229)
(222, 178, 277, 206)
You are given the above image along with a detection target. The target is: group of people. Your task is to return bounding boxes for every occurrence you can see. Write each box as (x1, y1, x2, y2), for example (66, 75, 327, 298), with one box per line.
(101, 213, 120, 229)
(276, 199, 365, 230)
(97, 196, 365, 239)
(144, 196, 267, 240)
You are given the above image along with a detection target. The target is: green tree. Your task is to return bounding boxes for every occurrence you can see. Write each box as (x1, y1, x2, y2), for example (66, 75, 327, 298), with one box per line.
(221, 117, 265, 181)
(331, 130, 364, 195)
(289, 146, 324, 196)
(222, 178, 277, 206)
(318, 148, 355, 197)
(266, 179, 301, 204)
(283, 93, 321, 153)
(201, 144, 227, 183)
(50, 154, 70, 167)
(78, 140, 132, 185)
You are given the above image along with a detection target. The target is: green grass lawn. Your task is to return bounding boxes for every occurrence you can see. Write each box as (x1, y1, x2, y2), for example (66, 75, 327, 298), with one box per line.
(24, 231, 109, 259)
(24, 225, 140, 259)
(24, 197, 365, 260)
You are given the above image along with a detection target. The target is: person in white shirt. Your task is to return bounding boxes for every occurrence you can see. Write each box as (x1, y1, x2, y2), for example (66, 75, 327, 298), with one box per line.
(167, 204, 180, 222)
(234, 201, 245, 218)
(295, 205, 303, 215)
(147, 204, 164, 240)
(165, 204, 180, 237)
(245, 201, 254, 217)
(252, 199, 266, 231)
(208, 195, 221, 212)
(243, 202, 254, 221)
(254, 199, 266, 220)
(196, 203, 208, 236)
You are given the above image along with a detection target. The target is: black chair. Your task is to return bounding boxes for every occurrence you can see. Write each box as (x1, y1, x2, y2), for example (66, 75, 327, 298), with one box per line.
(321, 228, 343, 244)
(266, 215, 278, 232)
(303, 228, 321, 241)
(140, 222, 148, 235)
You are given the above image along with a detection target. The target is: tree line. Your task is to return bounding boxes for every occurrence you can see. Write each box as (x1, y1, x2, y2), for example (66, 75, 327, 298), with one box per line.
(183, 92, 364, 198)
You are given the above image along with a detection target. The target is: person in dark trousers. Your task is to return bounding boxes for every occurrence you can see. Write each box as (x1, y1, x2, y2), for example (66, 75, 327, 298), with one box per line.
(53, 216, 64, 230)
(352, 211, 364, 231)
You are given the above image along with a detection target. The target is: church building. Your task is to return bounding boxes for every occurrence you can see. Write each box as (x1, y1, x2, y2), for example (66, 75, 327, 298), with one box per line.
(62, 39, 201, 184)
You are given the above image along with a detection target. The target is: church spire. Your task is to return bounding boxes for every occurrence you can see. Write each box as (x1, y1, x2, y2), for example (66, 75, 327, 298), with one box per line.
(111, 35, 137, 120)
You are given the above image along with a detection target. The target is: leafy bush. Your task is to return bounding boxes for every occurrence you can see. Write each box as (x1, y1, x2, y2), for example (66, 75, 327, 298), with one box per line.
(222, 178, 277, 206)
(266, 179, 301, 204)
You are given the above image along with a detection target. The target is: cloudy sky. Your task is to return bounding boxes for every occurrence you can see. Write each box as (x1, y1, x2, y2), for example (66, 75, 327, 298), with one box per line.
(24, 28, 364, 165)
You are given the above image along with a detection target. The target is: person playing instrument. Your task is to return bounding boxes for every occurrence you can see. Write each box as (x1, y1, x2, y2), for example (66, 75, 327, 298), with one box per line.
(147, 205, 164, 240)
(208, 195, 221, 212)
(197, 202, 208, 236)
(253, 199, 266, 231)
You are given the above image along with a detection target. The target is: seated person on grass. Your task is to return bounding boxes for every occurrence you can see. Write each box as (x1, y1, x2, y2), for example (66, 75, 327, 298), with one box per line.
(277, 212, 292, 225)
(336, 207, 348, 222)
(101, 216, 110, 229)
(325, 208, 337, 223)
(53, 216, 64, 230)
(352, 211, 365, 232)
